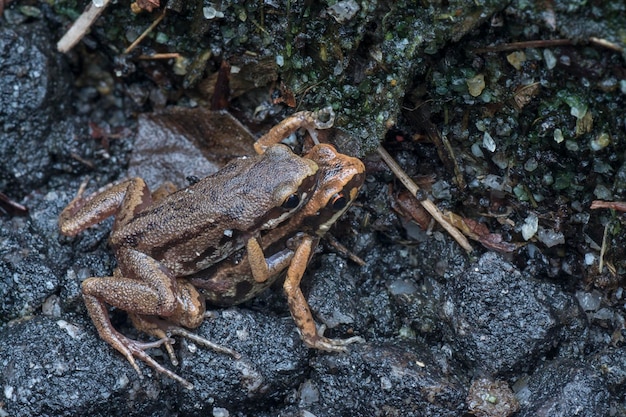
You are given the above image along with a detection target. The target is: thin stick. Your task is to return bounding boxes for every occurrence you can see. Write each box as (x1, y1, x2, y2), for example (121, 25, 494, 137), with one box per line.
(57, 0, 112, 53)
(589, 37, 624, 53)
(599, 221, 609, 273)
(377, 146, 473, 252)
(138, 52, 181, 60)
(124, 9, 166, 54)
(472, 39, 572, 54)
(473, 37, 623, 54)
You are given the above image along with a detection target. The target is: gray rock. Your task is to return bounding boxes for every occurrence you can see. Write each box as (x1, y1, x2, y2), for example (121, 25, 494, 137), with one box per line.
(443, 252, 586, 376)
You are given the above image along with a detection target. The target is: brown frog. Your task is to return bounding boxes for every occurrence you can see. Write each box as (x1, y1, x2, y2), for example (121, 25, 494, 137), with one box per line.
(59, 109, 365, 388)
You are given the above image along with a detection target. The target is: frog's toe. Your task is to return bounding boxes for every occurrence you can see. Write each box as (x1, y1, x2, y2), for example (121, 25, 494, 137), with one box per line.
(115, 333, 194, 389)
(167, 326, 241, 359)
(132, 348, 193, 389)
(307, 324, 365, 351)
(331, 335, 366, 346)
(128, 313, 180, 365)
(310, 335, 365, 352)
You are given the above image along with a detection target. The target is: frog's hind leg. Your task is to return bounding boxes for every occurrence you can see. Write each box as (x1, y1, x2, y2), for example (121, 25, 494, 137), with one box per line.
(59, 178, 152, 237)
(81, 251, 189, 387)
(130, 314, 240, 361)
(83, 292, 195, 389)
(131, 314, 241, 364)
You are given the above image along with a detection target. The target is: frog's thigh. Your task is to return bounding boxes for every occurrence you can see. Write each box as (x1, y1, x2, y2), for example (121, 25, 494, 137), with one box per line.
(282, 236, 318, 342)
(82, 276, 174, 315)
(83, 248, 178, 316)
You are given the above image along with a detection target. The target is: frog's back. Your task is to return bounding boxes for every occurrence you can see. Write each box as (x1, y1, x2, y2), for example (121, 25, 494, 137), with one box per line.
(111, 144, 317, 275)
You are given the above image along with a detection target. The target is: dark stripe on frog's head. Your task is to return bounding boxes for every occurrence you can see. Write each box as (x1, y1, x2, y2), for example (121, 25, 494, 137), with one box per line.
(249, 173, 318, 231)
(313, 172, 365, 236)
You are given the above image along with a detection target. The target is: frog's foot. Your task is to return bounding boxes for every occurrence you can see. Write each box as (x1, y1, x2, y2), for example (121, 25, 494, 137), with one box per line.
(166, 325, 241, 360)
(254, 107, 336, 154)
(305, 107, 335, 145)
(83, 295, 194, 388)
(107, 329, 195, 389)
(302, 324, 365, 353)
(129, 313, 180, 366)
(132, 314, 240, 362)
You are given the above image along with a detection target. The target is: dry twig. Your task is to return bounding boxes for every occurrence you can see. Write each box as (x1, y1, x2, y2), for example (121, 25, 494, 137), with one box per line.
(377, 146, 473, 252)
(124, 9, 166, 54)
(57, 0, 112, 53)
(472, 37, 623, 54)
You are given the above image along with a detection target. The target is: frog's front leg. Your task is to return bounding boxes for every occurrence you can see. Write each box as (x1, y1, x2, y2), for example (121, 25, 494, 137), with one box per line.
(282, 235, 364, 352)
(246, 237, 295, 283)
(253, 107, 335, 155)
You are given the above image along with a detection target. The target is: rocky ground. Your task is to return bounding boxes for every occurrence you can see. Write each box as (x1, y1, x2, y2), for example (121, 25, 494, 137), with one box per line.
(1, 1, 625, 416)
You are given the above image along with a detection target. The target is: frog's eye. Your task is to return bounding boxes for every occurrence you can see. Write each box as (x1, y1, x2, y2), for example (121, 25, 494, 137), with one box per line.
(330, 193, 347, 210)
(281, 194, 301, 209)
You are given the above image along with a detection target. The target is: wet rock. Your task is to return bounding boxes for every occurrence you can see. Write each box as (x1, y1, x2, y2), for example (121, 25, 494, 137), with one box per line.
(592, 347, 626, 399)
(357, 231, 469, 338)
(177, 308, 309, 414)
(0, 309, 310, 416)
(306, 342, 467, 416)
(0, 315, 174, 417)
(0, 185, 77, 321)
(0, 217, 58, 320)
(516, 358, 610, 417)
(443, 252, 586, 376)
(0, 21, 80, 194)
(307, 254, 361, 331)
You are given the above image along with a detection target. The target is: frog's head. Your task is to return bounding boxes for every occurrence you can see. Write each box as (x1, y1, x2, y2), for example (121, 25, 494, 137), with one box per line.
(300, 144, 365, 236)
(252, 143, 319, 230)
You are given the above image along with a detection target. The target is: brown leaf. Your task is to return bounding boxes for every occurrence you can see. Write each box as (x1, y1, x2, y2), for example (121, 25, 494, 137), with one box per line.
(135, 0, 159, 12)
(390, 188, 432, 230)
(512, 82, 540, 111)
(444, 212, 520, 252)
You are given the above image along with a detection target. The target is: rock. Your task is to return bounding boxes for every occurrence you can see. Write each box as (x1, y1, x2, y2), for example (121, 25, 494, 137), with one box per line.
(516, 358, 610, 417)
(443, 252, 586, 376)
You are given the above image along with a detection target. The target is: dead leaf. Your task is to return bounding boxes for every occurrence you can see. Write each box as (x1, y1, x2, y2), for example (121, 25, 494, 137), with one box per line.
(512, 82, 540, 111)
(134, 0, 159, 12)
(444, 212, 521, 252)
